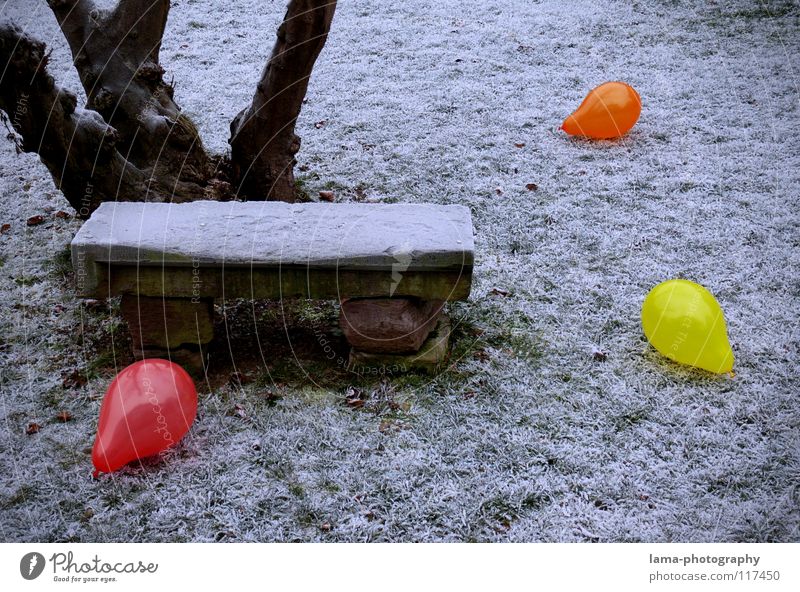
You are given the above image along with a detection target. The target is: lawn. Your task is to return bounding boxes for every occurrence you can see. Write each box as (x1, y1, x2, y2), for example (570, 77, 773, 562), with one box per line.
(0, 0, 798, 542)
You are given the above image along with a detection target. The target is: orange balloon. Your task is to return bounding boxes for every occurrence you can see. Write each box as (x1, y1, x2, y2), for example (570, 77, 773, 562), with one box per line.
(562, 81, 641, 139)
(92, 359, 197, 476)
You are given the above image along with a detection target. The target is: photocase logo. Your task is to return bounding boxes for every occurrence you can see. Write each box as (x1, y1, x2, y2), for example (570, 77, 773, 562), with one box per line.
(20, 552, 46, 580)
(389, 242, 414, 297)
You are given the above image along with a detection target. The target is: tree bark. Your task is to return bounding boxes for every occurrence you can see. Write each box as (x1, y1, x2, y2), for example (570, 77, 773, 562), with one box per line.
(47, 0, 213, 189)
(1, 0, 334, 215)
(229, 0, 337, 201)
(0, 22, 156, 215)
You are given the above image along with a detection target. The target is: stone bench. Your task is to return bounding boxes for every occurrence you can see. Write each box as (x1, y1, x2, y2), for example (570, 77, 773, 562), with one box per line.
(71, 201, 474, 374)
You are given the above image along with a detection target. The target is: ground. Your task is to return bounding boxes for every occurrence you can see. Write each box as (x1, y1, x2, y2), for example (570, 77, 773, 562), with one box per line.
(0, 0, 798, 542)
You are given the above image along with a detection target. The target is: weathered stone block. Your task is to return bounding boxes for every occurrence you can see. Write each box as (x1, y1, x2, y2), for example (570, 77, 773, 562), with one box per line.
(121, 295, 214, 350)
(131, 347, 207, 377)
(72, 201, 475, 375)
(340, 297, 444, 354)
(71, 201, 474, 300)
(107, 265, 470, 301)
(348, 314, 451, 375)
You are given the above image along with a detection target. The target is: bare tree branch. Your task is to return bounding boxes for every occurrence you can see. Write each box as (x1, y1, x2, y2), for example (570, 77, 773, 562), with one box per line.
(229, 0, 337, 201)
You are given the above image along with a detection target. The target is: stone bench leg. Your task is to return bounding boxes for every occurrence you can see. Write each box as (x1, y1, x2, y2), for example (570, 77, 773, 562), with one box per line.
(339, 297, 451, 374)
(120, 295, 214, 374)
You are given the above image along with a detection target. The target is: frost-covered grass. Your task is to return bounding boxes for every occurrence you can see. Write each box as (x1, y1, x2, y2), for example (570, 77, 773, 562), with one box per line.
(1, 0, 799, 542)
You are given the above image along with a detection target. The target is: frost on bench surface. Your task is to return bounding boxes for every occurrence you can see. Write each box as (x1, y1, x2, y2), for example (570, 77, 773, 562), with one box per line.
(71, 201, 474, 301)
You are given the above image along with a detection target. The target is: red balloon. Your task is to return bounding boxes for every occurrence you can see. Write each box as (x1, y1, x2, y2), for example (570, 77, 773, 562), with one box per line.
(92, 359, 197, 476)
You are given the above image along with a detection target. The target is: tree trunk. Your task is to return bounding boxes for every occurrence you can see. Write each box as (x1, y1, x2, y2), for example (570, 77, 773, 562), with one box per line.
(0, 22, 156, 215)
(229, 0, 337, 202)
(0, 0, 334, 216)
(46, 0, 217, 200)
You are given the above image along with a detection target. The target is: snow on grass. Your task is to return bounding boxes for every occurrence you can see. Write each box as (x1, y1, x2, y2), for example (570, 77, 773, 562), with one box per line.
(0, 0, 798, 542)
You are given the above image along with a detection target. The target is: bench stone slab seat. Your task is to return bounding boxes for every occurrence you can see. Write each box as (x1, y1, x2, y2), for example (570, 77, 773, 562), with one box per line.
(72, 201, 473, 301)
(71, 201, 474, 373)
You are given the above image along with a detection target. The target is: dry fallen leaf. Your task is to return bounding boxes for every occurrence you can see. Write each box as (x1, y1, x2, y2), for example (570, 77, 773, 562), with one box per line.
(494, 520, 512, 533)
(62, 369, 87, 389)
(319, 190, 334, 202)
(54, 210, 71, 219)
(26, 215, 45, 226)
(56, 411, 73, 423)
(514, 142, 526, 148)
(1, 223, 10, 234)
(344, 386, 366, 409)
(525, 183, 539, 191)
(489, 288, 511, 297)
(26, 422, 40, 435)
(262, 390, 282, 405)
(494, 187, 504, 195)
(82, 298, 107, 313)
(346, 397, 365, 409)
(473, 350, 490, 362)
(229, 370, 254, 387)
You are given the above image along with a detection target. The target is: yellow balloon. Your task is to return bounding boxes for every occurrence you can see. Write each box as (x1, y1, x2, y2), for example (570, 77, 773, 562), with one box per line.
(641, 279, 734, 374)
